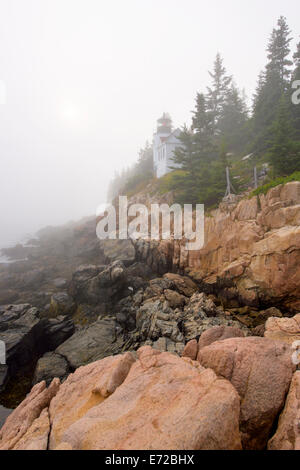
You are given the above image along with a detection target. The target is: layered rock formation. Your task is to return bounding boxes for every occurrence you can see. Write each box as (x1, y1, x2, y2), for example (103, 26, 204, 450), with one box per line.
(134, 181, 300, 311)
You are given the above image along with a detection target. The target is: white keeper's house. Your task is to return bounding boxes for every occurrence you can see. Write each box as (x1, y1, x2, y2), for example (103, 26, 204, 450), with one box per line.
(153, 113, 182, 178)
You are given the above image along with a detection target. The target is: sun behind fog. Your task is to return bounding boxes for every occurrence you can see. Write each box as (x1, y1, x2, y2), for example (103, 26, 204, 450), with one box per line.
(60, 104, 81, 123)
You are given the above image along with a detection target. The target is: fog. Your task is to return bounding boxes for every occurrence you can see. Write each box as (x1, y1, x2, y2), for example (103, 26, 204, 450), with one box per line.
(0, 0, 299, 247)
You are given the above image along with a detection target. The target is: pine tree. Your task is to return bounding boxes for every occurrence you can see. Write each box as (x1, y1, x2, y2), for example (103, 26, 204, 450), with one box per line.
(191, 93, 216, 161)
(268, 94, 300, 175)
(206, 53, 232, 135)
(266, 16, 293, 86)
(251, 17, 293, 156)
(170, 126, 202, 205)
(218, 83, 249, 153)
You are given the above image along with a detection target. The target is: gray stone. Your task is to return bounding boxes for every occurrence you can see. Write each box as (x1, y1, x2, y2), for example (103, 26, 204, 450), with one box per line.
(48, 292, 76, 317)
(101, 239, 135, 266)
(33, 352, 70, 386)
(0, 304, 74, 383)
(56, 317, 123, 369)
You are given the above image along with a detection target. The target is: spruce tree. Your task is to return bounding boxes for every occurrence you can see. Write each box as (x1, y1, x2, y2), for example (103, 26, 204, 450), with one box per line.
(268, 94, 300, 175)
(218, 83, 249, 153)
(170, 126, 201, 205)
(191, 93, 216, 161)
(266, 16, 293, 86)
(206, 53, 232, 135)
(251, 17, 293, 156)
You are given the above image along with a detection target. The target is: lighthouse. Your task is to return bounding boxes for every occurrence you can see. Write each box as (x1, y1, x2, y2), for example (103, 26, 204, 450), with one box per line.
(153, 113, 181, 178)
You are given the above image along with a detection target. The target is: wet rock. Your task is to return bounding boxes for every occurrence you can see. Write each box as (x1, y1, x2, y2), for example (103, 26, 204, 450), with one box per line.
(0, 304, 44, 376)
(33, 353, 70, 386)
(43, 316, 75, 351)
(126, 262, 154, 280)
(56, 317, 124, 369)
(69, 264, 105, 304)
(0, 365, 8, 392)
(0, 304, 74, 383)
(101, 239, 135, 266)
(72, 304, 101, 327)
(70, 261, 126, 306)
(48, 292, 76, 318)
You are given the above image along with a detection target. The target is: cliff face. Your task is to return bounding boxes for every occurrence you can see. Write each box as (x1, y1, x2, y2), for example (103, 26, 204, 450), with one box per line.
(133, 181, 300, 311)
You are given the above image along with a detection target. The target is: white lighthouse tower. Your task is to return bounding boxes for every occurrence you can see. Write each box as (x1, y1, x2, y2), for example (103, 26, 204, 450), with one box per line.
(153, 113, 181, 178)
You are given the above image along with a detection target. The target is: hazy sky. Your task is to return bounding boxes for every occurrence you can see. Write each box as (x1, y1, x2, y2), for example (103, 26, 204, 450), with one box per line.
(0, 0, 299, 246)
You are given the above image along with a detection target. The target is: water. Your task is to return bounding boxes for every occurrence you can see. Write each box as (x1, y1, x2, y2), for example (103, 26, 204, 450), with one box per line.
(0, 232, 35, 264)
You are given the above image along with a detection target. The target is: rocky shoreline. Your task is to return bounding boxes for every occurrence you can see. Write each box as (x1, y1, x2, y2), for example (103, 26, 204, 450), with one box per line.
(0, 182, 300, 450)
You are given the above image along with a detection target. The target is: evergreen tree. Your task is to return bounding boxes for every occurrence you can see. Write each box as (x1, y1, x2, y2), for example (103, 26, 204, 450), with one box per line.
(251, 16, 293, 155)
(191, 93, 216, 161)
(266, 16, 293, 86)
(268, 94, 300, 175)
(218, 83, 249, 153)
(170, 126, 201, 205)
(206, 53, 232, 135)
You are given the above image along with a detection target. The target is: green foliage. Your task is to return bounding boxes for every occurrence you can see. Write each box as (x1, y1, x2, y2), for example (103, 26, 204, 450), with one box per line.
(156, 170, 187, 195)
(251, 16, 295, 158)
(268, 94, 300, 175)
(206, 53, 232, 134)
(249, 171, 300, 197)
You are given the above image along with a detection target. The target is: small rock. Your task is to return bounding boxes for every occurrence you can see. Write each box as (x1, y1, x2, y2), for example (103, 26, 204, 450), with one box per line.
(33, 353, 70, 386)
